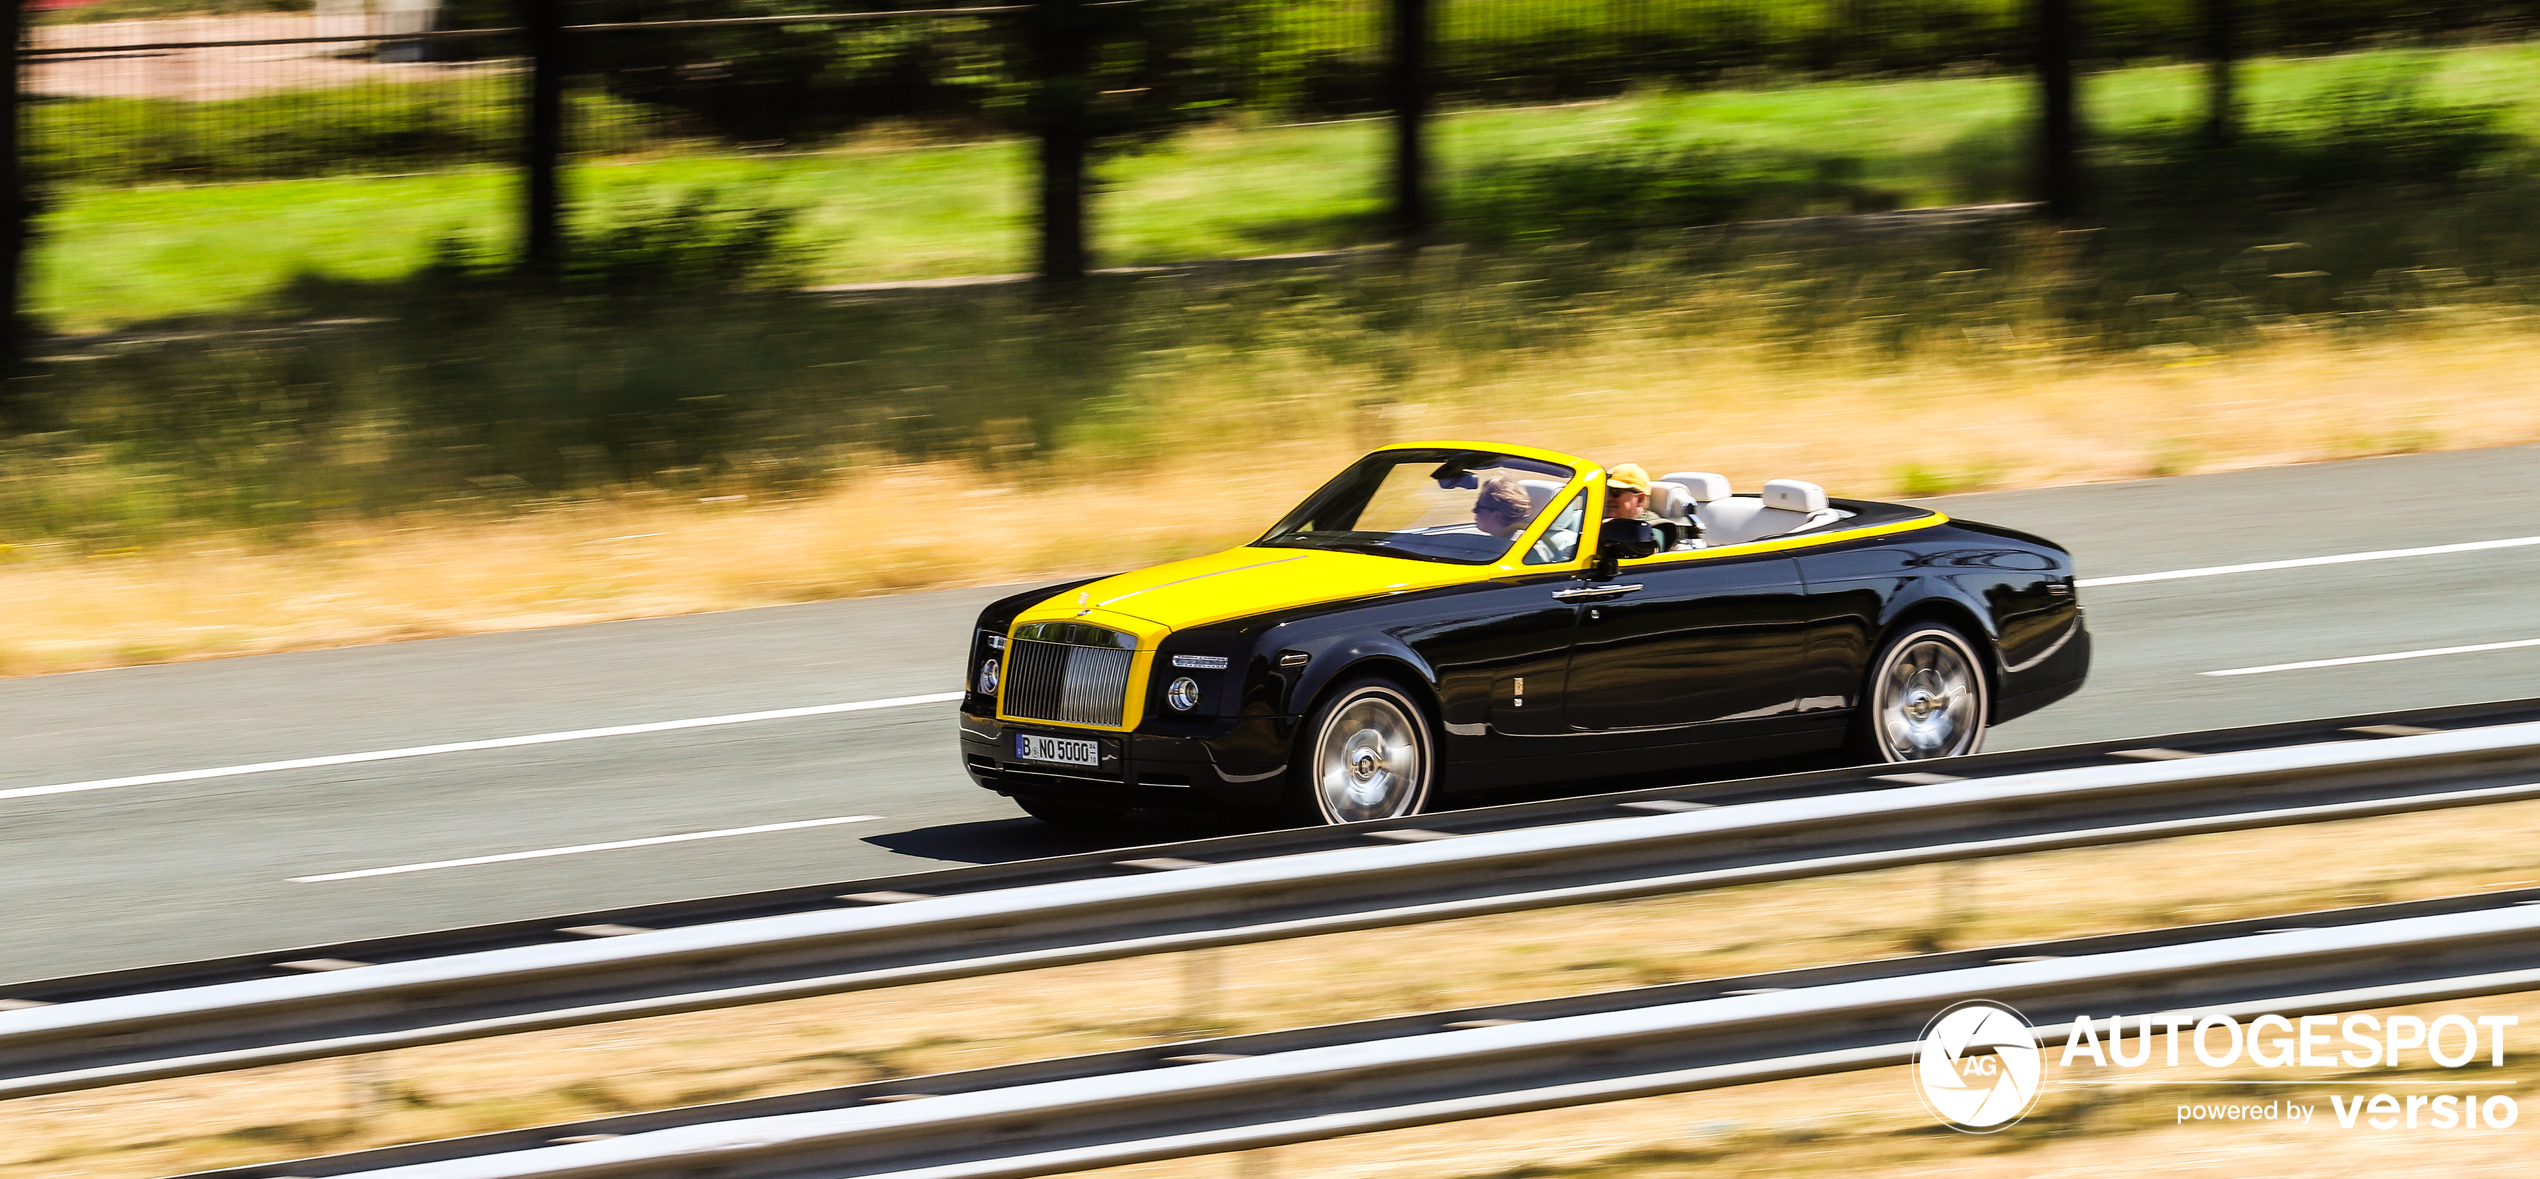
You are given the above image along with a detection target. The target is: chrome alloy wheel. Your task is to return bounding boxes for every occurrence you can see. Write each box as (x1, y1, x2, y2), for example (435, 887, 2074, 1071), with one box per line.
(1312, 686, 1431, 823)
(1872, 628, 1987, 761)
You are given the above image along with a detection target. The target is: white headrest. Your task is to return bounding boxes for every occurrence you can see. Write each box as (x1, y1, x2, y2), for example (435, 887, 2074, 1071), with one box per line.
(1662, 472, 1731, 503)
(1761, 479, 1828, 513)
(1647, 481, 1693, 520)
(1518, 479, 1563, 514)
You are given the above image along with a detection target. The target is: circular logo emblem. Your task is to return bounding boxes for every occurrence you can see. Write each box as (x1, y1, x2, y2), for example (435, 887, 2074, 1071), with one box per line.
(1914, 1001, 2045, 1132)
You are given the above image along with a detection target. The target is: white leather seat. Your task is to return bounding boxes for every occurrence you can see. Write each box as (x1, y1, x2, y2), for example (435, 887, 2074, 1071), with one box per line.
(1697, 500, 1768, 544)
(1518, 479, 1564, 517)
(1762, 478, 1827, 513)
(1764, 479, 1851, 534)
(1702, 479, 1839, 546)
(1662, 472, 1731, 504)
(1654, 472, 1727, 545)
(1647, 481, 1695, 522)
(1658, 471, 1771, 544)
(1645, 481, 1701, 551)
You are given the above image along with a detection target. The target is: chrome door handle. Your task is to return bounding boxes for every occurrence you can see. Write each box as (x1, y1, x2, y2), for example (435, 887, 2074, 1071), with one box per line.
(1553, 583, 1642, 601)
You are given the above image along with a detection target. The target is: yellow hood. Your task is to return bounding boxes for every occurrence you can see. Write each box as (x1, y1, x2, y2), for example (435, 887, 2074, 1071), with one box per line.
(1014, 546, 1474, 635)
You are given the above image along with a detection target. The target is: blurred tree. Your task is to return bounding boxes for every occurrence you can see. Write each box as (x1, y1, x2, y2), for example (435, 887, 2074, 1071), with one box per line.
(480, 0, 1258, 282)
(566, 0, 888, 144)
(994, 0, 1261, 283)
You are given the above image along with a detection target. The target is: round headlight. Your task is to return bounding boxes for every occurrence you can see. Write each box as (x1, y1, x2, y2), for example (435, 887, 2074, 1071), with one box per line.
(976, 658, 1000, 695)
(1166, 676, 1202, 712)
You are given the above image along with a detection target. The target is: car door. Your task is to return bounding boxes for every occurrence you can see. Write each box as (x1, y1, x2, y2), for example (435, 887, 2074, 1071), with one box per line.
(1559, 546, 1814, 735)
(1406, 489, 1590, 745)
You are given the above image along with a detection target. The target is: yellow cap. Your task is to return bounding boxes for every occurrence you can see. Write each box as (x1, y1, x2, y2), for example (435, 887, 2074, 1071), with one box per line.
(1605, 462, 1653, 496)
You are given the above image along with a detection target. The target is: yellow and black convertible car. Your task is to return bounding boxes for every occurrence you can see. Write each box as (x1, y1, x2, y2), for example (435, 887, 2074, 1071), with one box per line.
(960, 442, 2088, 826)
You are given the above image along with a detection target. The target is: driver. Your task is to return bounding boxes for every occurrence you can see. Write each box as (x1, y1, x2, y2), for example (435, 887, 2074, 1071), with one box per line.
(1603, 463, 1687, 549)
(1603, 463, 1657, 523)
(1471, 476, 1534, 538)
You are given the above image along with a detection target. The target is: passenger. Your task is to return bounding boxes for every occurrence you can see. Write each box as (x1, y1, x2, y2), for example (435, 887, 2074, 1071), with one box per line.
(1471, 476, 1534, 538)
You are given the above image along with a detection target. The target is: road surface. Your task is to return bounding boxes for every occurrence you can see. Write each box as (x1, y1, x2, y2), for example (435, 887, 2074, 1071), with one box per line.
(4, 445, 2536, 981)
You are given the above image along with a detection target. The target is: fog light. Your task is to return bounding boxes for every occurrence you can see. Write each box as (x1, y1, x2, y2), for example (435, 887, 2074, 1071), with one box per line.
(976, 658, 1000, 695)
(1166, 676, 1202, 712)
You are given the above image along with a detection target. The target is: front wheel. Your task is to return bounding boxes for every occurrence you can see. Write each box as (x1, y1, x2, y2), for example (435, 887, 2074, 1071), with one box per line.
(1853, 622, 1990, 763)
(1288, 679, 1436, 825)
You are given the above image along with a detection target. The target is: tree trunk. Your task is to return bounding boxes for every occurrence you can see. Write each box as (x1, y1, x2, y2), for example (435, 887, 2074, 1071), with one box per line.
(1032, 0, 1095, 285)
(2, 0, 26, 376)
(2203, 0, 2237, 147)
(2036, 0, 2079, 220)
(1038, 122, 1088, 283)
(1389, 0, 1430, 241)
(522, 0, 565, 280)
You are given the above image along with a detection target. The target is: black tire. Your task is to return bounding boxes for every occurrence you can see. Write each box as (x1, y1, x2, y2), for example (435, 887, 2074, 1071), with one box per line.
(1849, 621, 1991, 763)
(1285, 678, 1437, 825)
(1012, 793, 1130, 828)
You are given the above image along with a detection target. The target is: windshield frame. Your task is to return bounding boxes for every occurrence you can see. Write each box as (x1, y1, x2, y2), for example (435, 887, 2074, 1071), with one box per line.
(1254, 448, 1588, 566)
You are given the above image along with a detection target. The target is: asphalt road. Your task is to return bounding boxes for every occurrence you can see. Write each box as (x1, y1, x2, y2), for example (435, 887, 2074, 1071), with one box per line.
(5, 445, 2538, 983)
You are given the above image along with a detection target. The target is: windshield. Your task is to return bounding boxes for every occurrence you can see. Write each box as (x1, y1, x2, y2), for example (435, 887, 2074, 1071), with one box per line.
(1257, 449, 1581, 564)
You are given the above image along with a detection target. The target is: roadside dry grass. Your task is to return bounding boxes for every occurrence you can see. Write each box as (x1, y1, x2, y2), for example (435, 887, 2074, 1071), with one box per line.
(10, 800, 2540, 1179)
(4, 318, 2538, 680)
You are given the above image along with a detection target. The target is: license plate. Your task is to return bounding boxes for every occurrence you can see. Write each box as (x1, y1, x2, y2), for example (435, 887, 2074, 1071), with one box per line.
(1016, 733, 1100, 767)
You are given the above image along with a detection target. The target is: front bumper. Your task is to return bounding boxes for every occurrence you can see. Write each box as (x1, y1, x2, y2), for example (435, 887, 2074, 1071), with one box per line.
(958, 705, 1298, 812)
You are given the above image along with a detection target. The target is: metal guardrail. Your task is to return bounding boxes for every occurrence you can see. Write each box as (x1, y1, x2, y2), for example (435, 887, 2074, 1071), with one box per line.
(187, 889, 2540, 1179)
(8, 708, 2540, 1100)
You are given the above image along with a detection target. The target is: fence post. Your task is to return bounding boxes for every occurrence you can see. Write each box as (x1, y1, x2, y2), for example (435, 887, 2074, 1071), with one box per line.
(522, 0, 565, 279)
(2, 0, 25, 373)
(1388, 0, 1429, 241)
(2036, 0, 2079, 220)
(2202, 0, 2236, 147)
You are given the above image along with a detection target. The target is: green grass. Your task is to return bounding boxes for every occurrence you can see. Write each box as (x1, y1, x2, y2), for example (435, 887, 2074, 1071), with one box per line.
(34, 39, 2540, 333)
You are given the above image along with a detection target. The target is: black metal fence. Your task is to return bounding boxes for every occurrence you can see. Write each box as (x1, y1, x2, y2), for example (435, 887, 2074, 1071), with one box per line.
(6, 0, 2539, 361)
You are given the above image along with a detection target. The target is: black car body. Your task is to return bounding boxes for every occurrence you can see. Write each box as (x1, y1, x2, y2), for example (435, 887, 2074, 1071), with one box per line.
(959, 442, 2088, 825)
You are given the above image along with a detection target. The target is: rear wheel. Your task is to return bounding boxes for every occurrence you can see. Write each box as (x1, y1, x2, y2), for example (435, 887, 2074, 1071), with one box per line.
(1012, 793, 1130, 828)
(1853, 622, 1990, 763)
(1288, 679, 1435, 825)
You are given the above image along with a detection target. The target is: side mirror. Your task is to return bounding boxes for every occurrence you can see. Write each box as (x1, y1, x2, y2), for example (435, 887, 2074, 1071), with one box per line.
(1599, 520, 1661, 561)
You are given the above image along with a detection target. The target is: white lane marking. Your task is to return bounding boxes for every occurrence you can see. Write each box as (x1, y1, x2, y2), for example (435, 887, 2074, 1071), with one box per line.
(2079, 535, 2540, 588)
(0, 692, 964, 803)
(292, 815, 883, 882)
(2203, 637, 2540, 677)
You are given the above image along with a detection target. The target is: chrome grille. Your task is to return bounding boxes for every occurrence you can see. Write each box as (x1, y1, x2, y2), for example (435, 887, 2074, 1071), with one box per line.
(1003, 639, 1134, 727)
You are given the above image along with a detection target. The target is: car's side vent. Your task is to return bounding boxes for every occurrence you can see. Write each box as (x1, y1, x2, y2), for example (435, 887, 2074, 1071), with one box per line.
(1003, 639, 1134, 727)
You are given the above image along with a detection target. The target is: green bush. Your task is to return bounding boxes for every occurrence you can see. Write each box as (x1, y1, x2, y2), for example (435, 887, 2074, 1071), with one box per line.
(389, 186, 810, 298)
(1450, 136, 1902, 242)
(29, 83, 659, 187)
